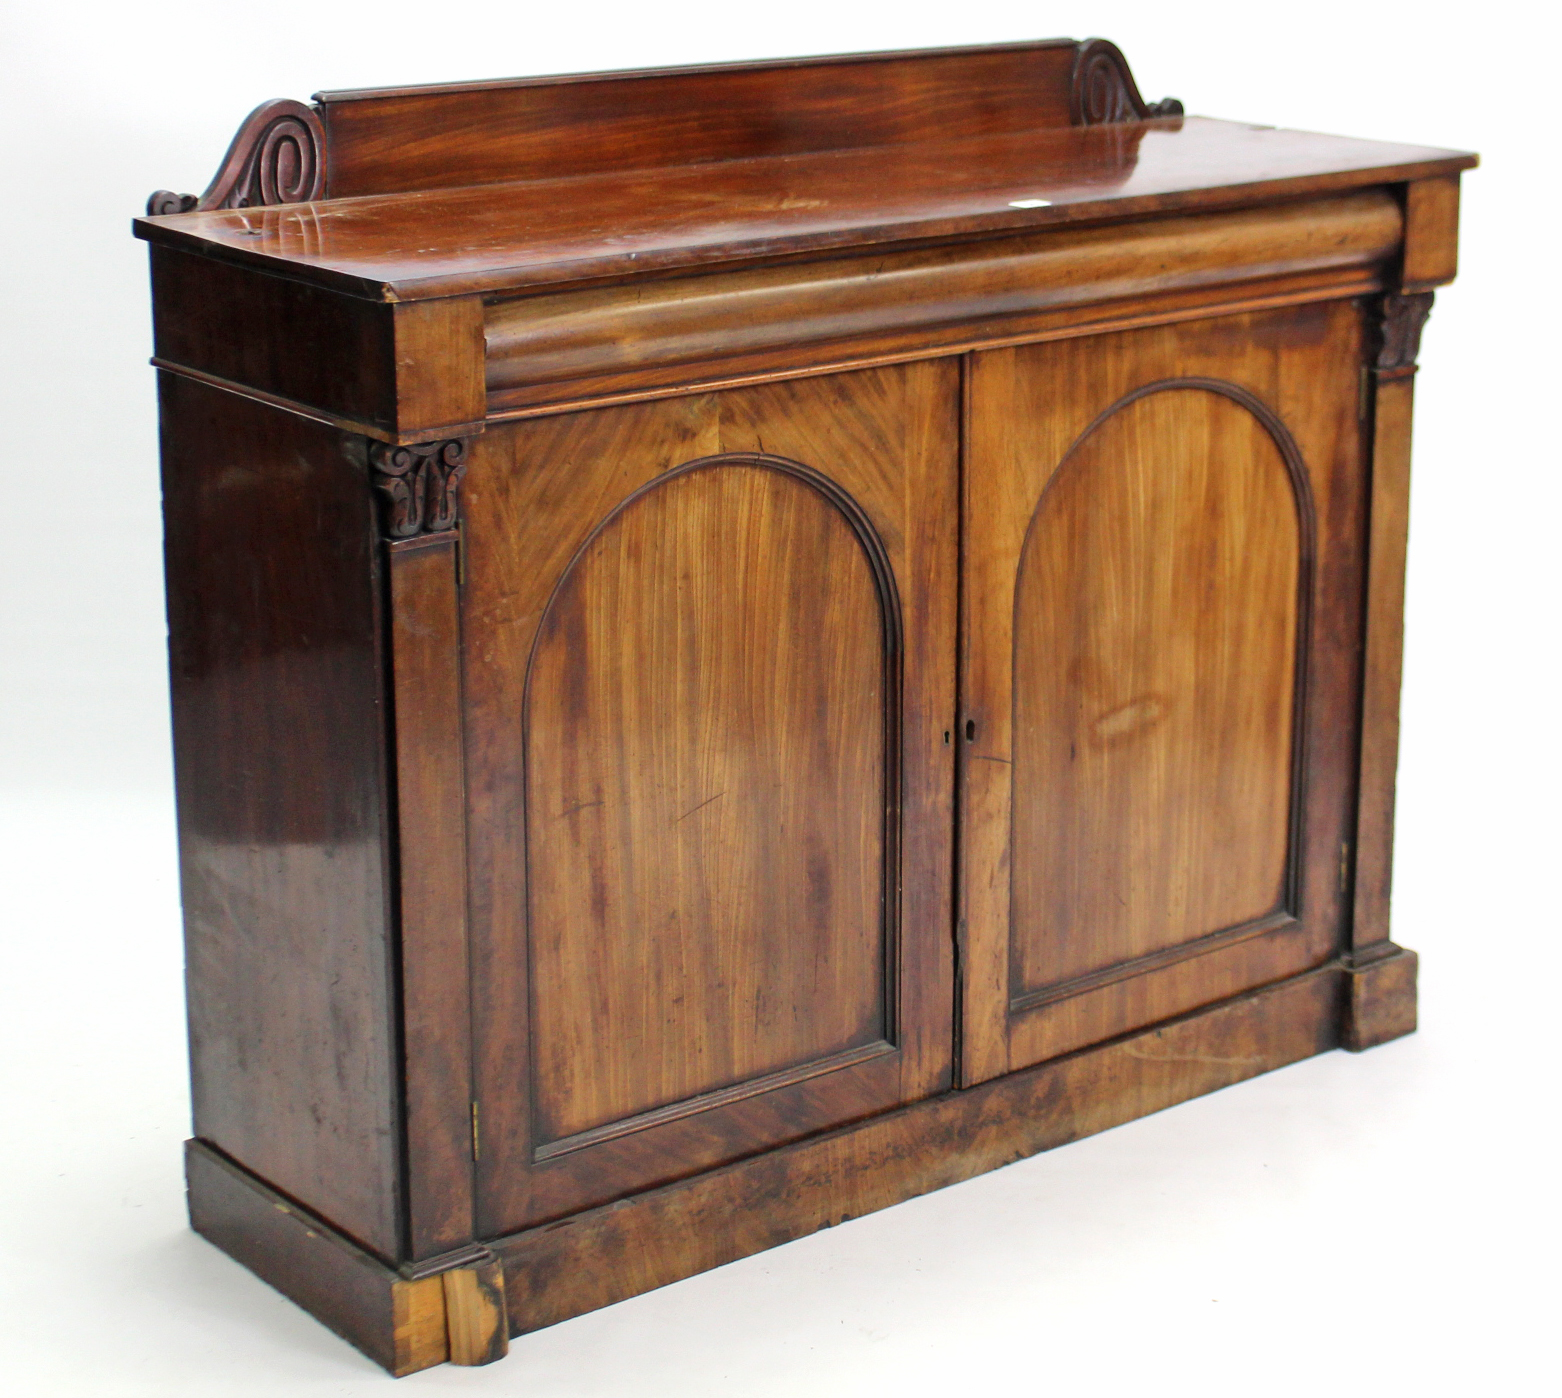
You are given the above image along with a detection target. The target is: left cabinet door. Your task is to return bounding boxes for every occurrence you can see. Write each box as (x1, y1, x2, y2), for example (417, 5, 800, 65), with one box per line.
(462, 364, 958, 1234)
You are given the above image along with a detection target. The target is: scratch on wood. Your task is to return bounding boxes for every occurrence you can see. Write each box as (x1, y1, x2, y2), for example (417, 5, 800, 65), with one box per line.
(676, 791, 726, 824)
(1123, 1046, 1269, 1066)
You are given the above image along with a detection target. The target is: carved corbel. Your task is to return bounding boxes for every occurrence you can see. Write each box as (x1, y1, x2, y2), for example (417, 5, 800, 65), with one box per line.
(147, 98, 326, 216)
(1374, 292, 1435, 377)
(367, 439, 471, 540)
(1071, 38, 1184, 125)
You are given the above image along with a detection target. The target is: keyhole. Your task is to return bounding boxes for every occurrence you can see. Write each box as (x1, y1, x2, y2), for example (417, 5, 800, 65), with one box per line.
(965, 719, 977, 742)
(943, 731, 951, 745)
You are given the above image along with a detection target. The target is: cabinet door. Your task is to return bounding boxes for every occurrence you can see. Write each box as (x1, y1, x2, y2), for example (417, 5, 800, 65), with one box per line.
(464, 363, 957, 1233)
(960, 303, 1367, 1083)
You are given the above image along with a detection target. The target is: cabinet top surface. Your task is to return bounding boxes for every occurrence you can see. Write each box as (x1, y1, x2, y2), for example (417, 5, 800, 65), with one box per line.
(135, 116, 1473, 303)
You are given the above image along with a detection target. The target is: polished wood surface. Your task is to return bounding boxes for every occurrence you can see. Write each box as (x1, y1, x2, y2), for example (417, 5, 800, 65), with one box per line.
(464, 364, 957, 1233)
(148, 190, 1404, 439)
(496, 961, 1343, 1337)
(482, 192, 1402, 415)
(1352, 291, 1434, 960)
(143, 39, 1463, 1377)
(961, 301, 1369, 1081)
(388, 533, 477, 1262)
(150, 246, 398, 424)
(389, 298, 486, 434)
(134, 118, 1472, 302)
(317, 40, 1082, 196)
(1401, 175, 1462, 293)
(148, 99, 325, 215)
(1345, 946, 1419, 1050)
(146, 39, 1179, 218)
(148, 247, 485, 442)
(525, 461, 891, 1146)
(188, 960, 1342, 1368)
(160, 374, 403, 1258)
(1009, 384, 1302, 995)
(186, 1141, 448, 1376)
(1354, 372, 1417, 955)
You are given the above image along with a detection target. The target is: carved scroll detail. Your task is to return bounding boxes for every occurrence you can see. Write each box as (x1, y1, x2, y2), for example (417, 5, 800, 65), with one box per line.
(368, 439, 470, 539)
(1375, 293, 1435, 372)
(146, 99, 325, 217)
(1071, 38, 1184, 126)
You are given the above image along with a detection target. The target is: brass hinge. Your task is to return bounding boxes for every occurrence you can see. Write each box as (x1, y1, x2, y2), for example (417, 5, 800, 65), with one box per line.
(1339, 840, 1351, 896)
(470, 1101, 480, 1161)
(1358, 365, 1373, 422)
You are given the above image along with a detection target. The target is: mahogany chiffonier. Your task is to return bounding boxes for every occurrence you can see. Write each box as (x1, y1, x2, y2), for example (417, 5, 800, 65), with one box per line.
(135, 39, 1474, 1375)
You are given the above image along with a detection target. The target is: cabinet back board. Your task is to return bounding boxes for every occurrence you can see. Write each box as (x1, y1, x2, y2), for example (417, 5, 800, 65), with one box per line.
(315, 41, 1083, 195)
(136, 37, 1473, 1376)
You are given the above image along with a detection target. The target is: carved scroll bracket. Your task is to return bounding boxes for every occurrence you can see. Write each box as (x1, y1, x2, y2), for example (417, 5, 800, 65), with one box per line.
(1375, 292, 1435, 375)
(368, 438, 470, 540)
(147, 98, 326, 216)
(1071, 38, 1184, 126)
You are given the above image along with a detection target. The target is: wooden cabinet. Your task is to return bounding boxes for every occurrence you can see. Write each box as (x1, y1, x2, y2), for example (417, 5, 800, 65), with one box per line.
(137, 39, 1473, 1376)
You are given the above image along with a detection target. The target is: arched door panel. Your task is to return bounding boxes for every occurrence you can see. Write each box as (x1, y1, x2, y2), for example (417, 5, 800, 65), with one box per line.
(961, 304, 1367, 1082)
(525, 456, 895, 1154)
(1011, 383, 1309, 1000)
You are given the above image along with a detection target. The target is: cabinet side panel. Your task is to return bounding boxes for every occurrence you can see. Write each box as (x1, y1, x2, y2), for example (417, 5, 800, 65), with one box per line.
(160, 373, 401, 1257)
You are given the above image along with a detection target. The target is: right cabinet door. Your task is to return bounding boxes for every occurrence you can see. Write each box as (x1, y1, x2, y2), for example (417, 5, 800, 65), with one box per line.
(960, 302, 1368, 1083)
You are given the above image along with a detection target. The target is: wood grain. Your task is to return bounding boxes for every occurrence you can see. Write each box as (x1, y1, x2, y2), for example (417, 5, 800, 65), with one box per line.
(1343, 945, 1418, 1050)
(961, 301, 1369, 1081)
(149, 247, 486, 442)
(464, 364, 957, 1233)
(161, 374, 402, 1258)
(186, 1141, 449, 1376)
(150, 246, 395, 429)
(525, 458, 893, 1148)
(317, 41, 1080, 197)
(134, 119, 1474, 304)
(388, 533, 477, 1261)
(483, 193, 1402, 413)
(1009, 383, 1304, 999)
(147, 98, 324, 214)
(441, 1259, 509, 1365)
(145, 43, 1461, 1373)
(1401, 175, 1462, 292)
(496, 961, 1345, 1336)
(1353, 322, 1422, 951)
(391, 298, 487, 434)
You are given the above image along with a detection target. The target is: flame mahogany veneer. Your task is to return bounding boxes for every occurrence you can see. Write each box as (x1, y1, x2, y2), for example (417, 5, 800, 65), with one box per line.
(136, 38, 1473, 1376)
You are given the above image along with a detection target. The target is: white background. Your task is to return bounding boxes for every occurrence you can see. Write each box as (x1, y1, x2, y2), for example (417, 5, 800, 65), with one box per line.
(2, 2, 1558, 1393)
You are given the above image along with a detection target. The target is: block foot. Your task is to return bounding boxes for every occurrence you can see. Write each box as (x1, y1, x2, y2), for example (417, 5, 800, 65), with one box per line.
(1342, 944, 1418, 1051)
(186, 1140, 510, 1376)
